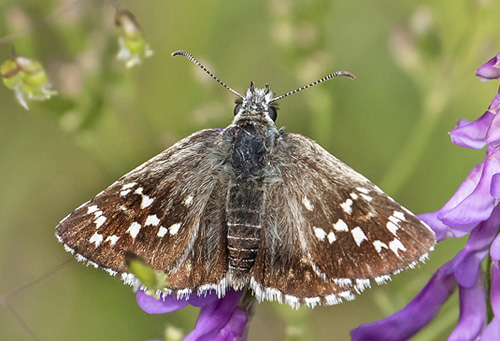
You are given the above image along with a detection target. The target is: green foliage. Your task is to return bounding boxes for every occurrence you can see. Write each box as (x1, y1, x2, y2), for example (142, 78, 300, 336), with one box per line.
(125, 252, 169, 298)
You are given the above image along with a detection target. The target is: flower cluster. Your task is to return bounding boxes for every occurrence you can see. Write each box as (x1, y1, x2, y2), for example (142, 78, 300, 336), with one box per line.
(138, 289, 249, 341)
(352, 52, 500, 341)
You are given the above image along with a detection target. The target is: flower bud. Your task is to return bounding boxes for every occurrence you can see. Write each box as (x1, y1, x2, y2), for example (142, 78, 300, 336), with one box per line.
(115, 9, 154, 68)
(476, 52, 500, 81)
(1, 56, 57, 109)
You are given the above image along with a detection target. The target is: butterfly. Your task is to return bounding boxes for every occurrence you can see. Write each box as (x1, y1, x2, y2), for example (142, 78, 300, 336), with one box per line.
(56, 50, 435, 309)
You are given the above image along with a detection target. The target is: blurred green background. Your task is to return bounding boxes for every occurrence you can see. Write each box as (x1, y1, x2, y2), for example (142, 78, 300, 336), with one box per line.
(1, 0, 500, 340)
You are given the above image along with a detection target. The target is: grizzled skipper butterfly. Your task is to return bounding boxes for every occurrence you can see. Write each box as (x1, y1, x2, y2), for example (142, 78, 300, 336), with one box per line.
(56, 50, 435, 308)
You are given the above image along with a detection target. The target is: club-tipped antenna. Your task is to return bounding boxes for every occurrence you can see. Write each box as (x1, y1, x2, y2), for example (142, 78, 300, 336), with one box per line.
(271, 71, 355, 102)
(172, 50, 244, 99)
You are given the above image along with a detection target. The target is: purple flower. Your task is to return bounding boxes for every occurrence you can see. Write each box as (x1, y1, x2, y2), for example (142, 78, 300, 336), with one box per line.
(476, 52, 500, 81)
(351, 261, 457, 341)
(481, 261, 500, 340)
(417, 145, 500, 241)
(352, 51, 500, 340)
(136, 289, 251, 340)
(450, 85, 500, 149)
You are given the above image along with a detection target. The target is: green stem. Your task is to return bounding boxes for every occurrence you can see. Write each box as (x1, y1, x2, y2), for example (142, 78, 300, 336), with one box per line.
(487, 254, 493, 322)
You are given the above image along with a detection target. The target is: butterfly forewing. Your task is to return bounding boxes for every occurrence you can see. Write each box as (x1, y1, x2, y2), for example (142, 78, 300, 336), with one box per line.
(56, 129, 230, 290)
(251, 133, 435, 307)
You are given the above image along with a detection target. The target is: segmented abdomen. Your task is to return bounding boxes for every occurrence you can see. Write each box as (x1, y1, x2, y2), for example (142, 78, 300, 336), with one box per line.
(226, 180, 264, 274)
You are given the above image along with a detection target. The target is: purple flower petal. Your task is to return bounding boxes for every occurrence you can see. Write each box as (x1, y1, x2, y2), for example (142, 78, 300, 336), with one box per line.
(476, 52, 500, 81)
(184, 289, 245, 341)
(450, 112, 494, 149)
(452, 206, 500, 287)
(187, 290, 220, 308)
(491, 234, 500, 261)
(214, 309, 248, 341)
(137, 290, 189, 314)
(453, 249, 488, 288)
(491, 261, 500, 317)
(418, 211, 450, 241)
(487, 87, 500, 116)
(440, 148, 500, 226)
(486, 117, 500, 148)
(491, 173, 500, 199)
(481, 318, 500, 341)
(448, 274, 487, 341)
(481, 261, 500, 340)
(419, 162, 484, 239)
(350, 261, 457, 341)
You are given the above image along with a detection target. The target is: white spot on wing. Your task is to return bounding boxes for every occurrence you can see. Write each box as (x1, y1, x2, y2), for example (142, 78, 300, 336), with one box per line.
(120, 183, 137, 197)
(350, 192, 359, 200)
(351, 227, 367, 246)
(333, 219, 349, 232)
(89, 232, 103, 247)
(360, 194, 373, 202)
(373, 240, 388, 253)
(393, 211, 405, 220)
(386, 221, 399, 235)
(389, 238, 406, 257)
(87, 205, 99, 214)
(158, 226, 168, 237)
(106, 235, 120, 245)
(388, 211, 405, 229)
(127, 222, 141, 239)
(356, 187, 370, 194)
(122, 182, 137, 190)
(120, 189, 132, 197)
(145, 214, 160, 226)
(95, 215, 107, 228)
(313, 227, 327, 241)
(169, 223, 181, 235)
(327, 231, 336, 244)
(141, 195, 154, 209)
(302, 196, 314, 211)
(340, 199, 353, 215)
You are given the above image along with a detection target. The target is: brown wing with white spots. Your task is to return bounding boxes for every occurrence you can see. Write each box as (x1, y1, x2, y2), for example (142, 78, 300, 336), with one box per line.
(251, 133, 435, 308)
(56, 129, 230, 292)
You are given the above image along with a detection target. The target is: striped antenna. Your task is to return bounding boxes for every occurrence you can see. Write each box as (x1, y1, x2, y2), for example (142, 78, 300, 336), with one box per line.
(271, 71, 355, 102)
(172, 50, 244, 99)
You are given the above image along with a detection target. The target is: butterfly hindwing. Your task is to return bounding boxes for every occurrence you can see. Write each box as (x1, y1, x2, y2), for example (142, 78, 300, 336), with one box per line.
(56, 129, 230, 290)
(252, 133, 435, 307)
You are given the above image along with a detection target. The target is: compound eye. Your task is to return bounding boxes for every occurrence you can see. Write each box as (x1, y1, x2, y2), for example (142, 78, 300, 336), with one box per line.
(234, 104, 242, 116)
(268, 106, 278, 121)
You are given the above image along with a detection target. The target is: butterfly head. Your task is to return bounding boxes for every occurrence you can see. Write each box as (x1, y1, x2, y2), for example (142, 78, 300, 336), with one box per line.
(233, 82, 278, 124)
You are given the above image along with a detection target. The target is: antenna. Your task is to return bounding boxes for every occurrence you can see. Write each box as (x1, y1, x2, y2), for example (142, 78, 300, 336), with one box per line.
(272, 71, 355, 102)
(172, 50, 244, 99)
